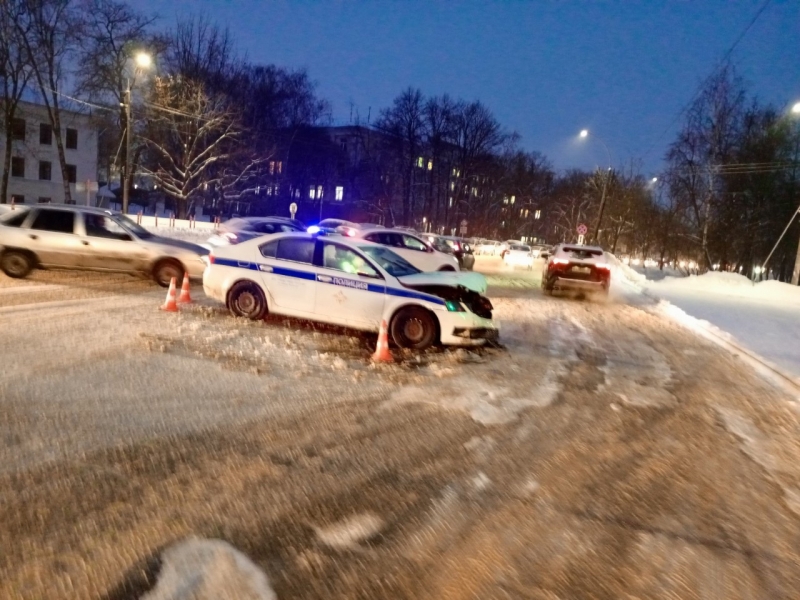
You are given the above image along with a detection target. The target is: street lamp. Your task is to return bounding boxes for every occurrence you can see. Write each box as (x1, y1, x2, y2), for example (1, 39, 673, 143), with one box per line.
(121, 51, 152, 215)
(792, 101, 800, 114)
(578, 128, 612, 243)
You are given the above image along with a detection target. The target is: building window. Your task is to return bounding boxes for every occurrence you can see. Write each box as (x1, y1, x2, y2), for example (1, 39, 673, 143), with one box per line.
(10, 194, 24, 204)
(317, 185, 323, 199)
(510, 195, 516, 204)
(269, 161, 275, 175)
(65, 164, 77, 183)
(39, 123, 53, 145)
(39, 161, 52, 181)
(274, 184, 279, 196)
(11, 118, 25, 140)
(335, 186, 344, 201)
(276, 161, 282, 174)
(472, 187, 478, 197)
(503, 196, 508, 205)
(427, 159, 433, 171)
(65, 128, 78, 150)
(38, 197, 52, 204)
(11, 157, 25, 178)
(416, 156, 424, 168)
(448, 197, 453, 207)
(309, 185, 316, 199)
(450, 182, 455, 191)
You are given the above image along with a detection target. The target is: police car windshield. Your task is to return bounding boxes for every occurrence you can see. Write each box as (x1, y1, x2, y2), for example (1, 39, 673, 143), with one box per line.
(358, 245, 420, 277)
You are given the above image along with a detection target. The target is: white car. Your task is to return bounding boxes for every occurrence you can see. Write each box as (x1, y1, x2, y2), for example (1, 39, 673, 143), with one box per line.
(503, 243, 534, 269)
(203, 232, 497, 349)
(476, 240, 501, 255)
(349, 227, 460, 272)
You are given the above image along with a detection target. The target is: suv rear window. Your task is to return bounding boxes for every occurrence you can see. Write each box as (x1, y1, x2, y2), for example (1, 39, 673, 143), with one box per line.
(562, 246, 602, 259)
(30, 209, 75, 233)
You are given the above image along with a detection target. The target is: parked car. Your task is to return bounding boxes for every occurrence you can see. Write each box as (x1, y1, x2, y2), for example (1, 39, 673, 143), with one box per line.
(542, 243, 610, 296)
(312, 218, 359, 235)
(205, 216, 306, 249)
(203, 232, 497, 349)
(0, 204, 208, 286)
(530, 244, 549, 258)
(350, 227, 460, 272)
(423, 234, 475, 270)
(503, 243, 535, 269)
(476, 240, 501, 255)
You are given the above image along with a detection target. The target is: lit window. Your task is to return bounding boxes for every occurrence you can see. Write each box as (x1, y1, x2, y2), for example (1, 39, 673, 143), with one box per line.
(417, 156, 424, 168)
(503, 196, 508, 205)
(277, 161, 282, 174)
(269, 161, 275, 174)
(309, 186, 316, 199)
(317, 185, 323, 199)
(335, 186, 344, 201)
(274, 184, 279, 196)
(524, 209, 529, 217)
(427, 159, 433, 171)
(448, 197, 453, 207)
(510, 195, 515, 204)
(535, 210, 541, 220)
(450, 182, 455, 191)
(472, 187, 478, 197)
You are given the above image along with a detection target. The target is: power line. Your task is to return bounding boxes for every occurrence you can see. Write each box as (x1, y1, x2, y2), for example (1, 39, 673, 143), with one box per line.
(641, 0, 774, 162)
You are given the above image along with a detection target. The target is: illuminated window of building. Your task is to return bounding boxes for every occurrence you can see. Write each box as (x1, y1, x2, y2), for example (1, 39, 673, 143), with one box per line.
(503, 196, 509, 205)
(335, 186, 344, 201)
(277, 161, 282, 174)
(269, 161, 275, 174)
(317, 185, 323, 198)
(510, 195, 515, 204)
(427, 159, 433, 171)
(417, 156, 424, 168)
(472, 187, 478, 197)
(309, 186, 316, 199)
(535, 209, 541, 220)
(274, 184, 279, 196)
(448, 197, 453, 207)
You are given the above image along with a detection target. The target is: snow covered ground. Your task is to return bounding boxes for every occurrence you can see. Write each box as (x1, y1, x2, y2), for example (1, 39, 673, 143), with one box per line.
(630, 269, 800, 382)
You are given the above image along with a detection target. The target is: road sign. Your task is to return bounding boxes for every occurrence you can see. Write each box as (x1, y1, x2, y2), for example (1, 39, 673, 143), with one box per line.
(459, 219, 468, 235)
(577, 234, 585, 245)
(289, 202, 297, 218)
(577, 223, 588, 236)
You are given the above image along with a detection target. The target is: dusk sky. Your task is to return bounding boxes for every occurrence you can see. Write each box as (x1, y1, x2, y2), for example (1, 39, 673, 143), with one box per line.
(145, 0, 799, 176)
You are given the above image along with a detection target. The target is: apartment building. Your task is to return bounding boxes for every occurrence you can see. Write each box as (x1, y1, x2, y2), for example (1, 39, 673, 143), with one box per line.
(1, 101, 98, 204)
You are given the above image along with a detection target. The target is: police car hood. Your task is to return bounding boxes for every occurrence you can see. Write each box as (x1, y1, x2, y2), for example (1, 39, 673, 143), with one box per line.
(397, 271, 487, 294)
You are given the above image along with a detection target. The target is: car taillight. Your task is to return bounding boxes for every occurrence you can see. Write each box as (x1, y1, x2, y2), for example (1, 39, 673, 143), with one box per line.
(208, 254, 215, 264)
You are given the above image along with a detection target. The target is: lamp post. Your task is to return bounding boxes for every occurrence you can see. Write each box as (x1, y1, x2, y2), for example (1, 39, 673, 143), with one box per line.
(579, 129, 613, 244)
(122, 52, 152, 215)
(790, 102, 800, 285)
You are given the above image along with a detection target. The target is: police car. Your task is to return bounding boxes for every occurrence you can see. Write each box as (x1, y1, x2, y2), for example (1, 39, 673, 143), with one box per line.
(203, 232, 498, 349)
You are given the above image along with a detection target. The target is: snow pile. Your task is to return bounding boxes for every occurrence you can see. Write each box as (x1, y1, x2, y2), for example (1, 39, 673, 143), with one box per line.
(649, 272, 800, 306)
(604, 252, 646, 287)
(142, 538, 277, 600)
(148, 226, 213, 244)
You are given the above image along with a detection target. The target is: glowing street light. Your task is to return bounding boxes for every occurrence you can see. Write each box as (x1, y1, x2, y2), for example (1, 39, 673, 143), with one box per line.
(651, 177, 658, 183)
(122, 52, 152, 214)
(792, 101, 800, 114)
(579, 129, 589, 138)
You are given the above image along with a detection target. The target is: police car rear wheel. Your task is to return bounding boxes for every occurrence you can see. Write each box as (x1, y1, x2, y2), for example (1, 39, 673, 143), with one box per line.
(391, 307, 437, 350)
(228, 282, 268, 320)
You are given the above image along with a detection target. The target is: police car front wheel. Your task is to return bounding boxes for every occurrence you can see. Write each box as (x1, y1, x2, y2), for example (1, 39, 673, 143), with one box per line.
(391, 307, 437, 350)
(228, 281, 268, 320)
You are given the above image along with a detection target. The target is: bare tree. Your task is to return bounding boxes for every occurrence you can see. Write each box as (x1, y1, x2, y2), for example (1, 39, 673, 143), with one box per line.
(0, 0, 33, 203)
(141, 76, 264, 218)
(15, 0, 80, 203)
(76, 0, 166, 192)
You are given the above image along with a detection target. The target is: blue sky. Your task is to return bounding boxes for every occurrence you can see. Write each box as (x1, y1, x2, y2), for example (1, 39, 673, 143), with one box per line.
(144, 0, 800, 176)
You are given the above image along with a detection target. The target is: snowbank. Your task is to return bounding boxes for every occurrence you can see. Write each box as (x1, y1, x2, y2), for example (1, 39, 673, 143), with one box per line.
(649, 271, 800, 306)
(142, 538, 277, 600)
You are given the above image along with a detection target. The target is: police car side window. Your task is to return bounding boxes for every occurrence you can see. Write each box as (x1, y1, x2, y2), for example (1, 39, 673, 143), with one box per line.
(276, 238, 314, 264)
(259, 241, 277, 258)
(322, 242, 380, 278)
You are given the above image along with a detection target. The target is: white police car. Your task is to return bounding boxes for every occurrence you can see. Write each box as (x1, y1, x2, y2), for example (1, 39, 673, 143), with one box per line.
(203, 232, 498, 349)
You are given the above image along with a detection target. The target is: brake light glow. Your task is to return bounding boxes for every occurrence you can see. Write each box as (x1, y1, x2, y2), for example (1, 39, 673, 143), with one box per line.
(208, 254, 215, 264)
(552, 258, 570, 265)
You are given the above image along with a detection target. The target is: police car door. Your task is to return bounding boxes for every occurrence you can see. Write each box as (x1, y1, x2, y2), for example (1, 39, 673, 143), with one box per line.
(257, 236, 316, 316)
(314, 240, 386, 329)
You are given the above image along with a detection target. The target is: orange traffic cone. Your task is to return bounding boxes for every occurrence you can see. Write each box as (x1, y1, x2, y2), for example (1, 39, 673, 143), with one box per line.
(160, 277, 179, 312)
(177, 272, 192, 304)
(372, 319, 393, 362)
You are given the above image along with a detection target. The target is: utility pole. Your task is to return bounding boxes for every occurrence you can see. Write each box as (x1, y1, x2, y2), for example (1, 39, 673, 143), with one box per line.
(122, 87, 131, 215)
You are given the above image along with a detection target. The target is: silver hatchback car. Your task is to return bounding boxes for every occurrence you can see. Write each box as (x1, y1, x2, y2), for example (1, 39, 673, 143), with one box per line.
(0, 204, 208, 286)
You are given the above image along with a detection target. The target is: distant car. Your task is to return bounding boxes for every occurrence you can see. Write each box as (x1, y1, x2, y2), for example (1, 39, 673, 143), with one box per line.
(503, 244, 534, 269)
(423, 234, 475, 271)
(0, 204, 208, 286)
(205, 216, 306, 249)
(530, 244, 549, 259)
(202, 232, 497, 349)
(542, 243, 610, 295)
(313, 218, 359, 235)
(351, 227, 460, 272)
(476, 240, 501, 255)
